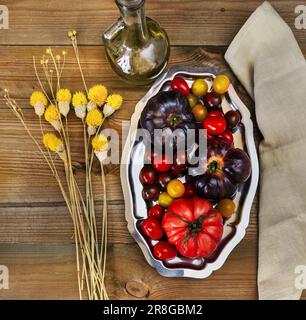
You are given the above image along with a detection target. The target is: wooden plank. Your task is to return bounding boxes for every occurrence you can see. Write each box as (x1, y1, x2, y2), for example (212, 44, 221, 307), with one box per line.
(0, 241, 258, 300)
(1, 0, 305, 47)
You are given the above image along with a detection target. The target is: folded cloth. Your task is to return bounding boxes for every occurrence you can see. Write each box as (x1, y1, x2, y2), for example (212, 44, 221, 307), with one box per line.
(225, 1, 306, 300)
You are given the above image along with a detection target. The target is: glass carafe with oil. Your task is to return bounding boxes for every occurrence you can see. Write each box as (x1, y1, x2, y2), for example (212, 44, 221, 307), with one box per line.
(103, 0, 170, 85)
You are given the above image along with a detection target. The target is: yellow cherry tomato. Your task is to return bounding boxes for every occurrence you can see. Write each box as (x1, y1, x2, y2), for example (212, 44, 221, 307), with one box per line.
(218, 198, 236, 218)
(213, 75, 230, 94)
(187, 94, 198, 108)
(192, 104, 208, 122)
(166, 179, 185, 199)
(158, 192, 174, 208)
(191, 79, 208, 97)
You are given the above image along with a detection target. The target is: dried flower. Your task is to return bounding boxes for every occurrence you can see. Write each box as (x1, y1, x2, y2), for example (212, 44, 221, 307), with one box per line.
(72, 91, 87, 120)
(88, 85, 108, 107)
(45, 104, 61, 131)
(92, 134, 109, 162)
(43, 132, 66, 160)
(30, 91, 48, 117)
(103, 94, 123, 117)
(56, 89, 71, 117)
(85, 109, 103, 135)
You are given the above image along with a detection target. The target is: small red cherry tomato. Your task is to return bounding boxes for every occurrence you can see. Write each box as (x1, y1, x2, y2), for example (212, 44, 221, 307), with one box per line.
(154, 241, 177, 260)
(153, 154, 172, 172)
(148, 204, 164, 221)
(170, 77, 190, 96)
(139, 166, 157, 184)
(219, 129, 234, 145)
(183, 181, 195, 198)
(208, 110, 224, 118)
(141, 217, 163, 240)
(203, 116, 226, 135)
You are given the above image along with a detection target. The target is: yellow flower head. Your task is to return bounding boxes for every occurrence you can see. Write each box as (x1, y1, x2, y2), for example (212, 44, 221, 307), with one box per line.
(56, 89, 71, 103)
(92, 134, 108, 151)
(86, 109, 103, 127)
(72, 91, 87, 107)
(106, 94, 123, 110)
(43, 133, 63, 152)
(88, 85, 108, 106)
(45, 104, 60, 122)
(30, 91, 48, 107)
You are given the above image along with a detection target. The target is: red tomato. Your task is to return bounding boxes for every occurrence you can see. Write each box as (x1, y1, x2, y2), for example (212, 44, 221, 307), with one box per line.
(148, 204, 164, 221)
(203, 116, 226, 135)
(153, 155, 172, 172)
(162, 197, 223, 258)
(219, 129, 234, 145)
(170, 77, 190, 96)
(141, 217, 163, 240)
(208, 110, 224, 118)
(154, 242, 177, 260)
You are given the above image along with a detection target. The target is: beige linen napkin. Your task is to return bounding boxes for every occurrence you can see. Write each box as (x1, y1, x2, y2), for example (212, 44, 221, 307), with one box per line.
(225, 1, 306, 300)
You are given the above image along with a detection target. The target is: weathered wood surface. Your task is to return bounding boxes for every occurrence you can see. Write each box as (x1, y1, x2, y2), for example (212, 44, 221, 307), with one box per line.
(0, 0, 305, 300)
(1, 0, 305, 47)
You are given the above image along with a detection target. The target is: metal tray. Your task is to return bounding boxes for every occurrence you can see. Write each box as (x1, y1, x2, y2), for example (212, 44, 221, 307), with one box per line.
(120, 66, 259, 278)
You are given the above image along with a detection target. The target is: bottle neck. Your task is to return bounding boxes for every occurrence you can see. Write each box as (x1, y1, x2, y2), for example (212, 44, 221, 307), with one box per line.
(116, 0, 149, 45)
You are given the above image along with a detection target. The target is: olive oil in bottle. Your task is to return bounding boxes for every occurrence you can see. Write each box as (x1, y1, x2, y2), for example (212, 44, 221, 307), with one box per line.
(103, 0, 170, 85)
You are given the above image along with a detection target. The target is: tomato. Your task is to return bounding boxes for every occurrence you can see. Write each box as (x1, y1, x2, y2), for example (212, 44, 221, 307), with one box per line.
(139, 166, 157, 184)
(153, 154, 172, 172)
(171, 152, 187, 177)
(158, 192, 174, 208)
(187, 94, 198, 108)
(213, 75, 230, 94)
(203, 92, 222, 111)
(191, 79, 208, 97)
(141, 217, 163, 240)
(157, 172, 173, 190)
(167, 179, 185, 199)
(154, 242, 177, 260)
(208, 110, 224, 118)
(191, 104, 208, 122)
(183, 181, 195, 198)
(162, 198, 223, 258)
(218, 129, 234, 145)
(148, 204, 164, 221)
(203, 116, 226, 135)
(225, 110, 241, 129)
(218, 198, 236, 218)
(142, 184, 161, 201)
(170, 77, 190, 96)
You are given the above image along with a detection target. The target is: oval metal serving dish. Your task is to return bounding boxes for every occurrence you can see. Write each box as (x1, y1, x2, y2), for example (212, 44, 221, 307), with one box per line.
(120, 66, 259, 278)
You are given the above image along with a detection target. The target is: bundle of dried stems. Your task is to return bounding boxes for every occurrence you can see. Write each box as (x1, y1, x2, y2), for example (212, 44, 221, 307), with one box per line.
(3, 31, 123, 300)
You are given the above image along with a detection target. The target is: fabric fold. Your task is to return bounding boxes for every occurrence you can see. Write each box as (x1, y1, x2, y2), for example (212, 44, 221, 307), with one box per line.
(225, 1, 306, 300)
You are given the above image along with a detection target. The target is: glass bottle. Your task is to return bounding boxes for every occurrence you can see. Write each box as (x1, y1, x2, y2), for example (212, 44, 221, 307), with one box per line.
(103, 0, 170, 85)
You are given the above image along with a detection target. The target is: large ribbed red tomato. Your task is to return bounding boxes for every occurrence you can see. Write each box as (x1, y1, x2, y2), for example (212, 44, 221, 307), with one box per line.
(162, 197, 223, 258)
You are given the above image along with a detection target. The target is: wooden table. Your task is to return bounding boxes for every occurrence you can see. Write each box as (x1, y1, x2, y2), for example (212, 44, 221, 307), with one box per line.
(0, 0, 305, 300)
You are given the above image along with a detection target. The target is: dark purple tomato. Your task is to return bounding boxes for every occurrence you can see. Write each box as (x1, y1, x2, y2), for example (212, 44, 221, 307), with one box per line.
(142, 184, 161, 201)
(139, 166, 157, 184)
(225, 110, 241, 129)
(203, 92, 222, 111)
(157, 172, 173, 190)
